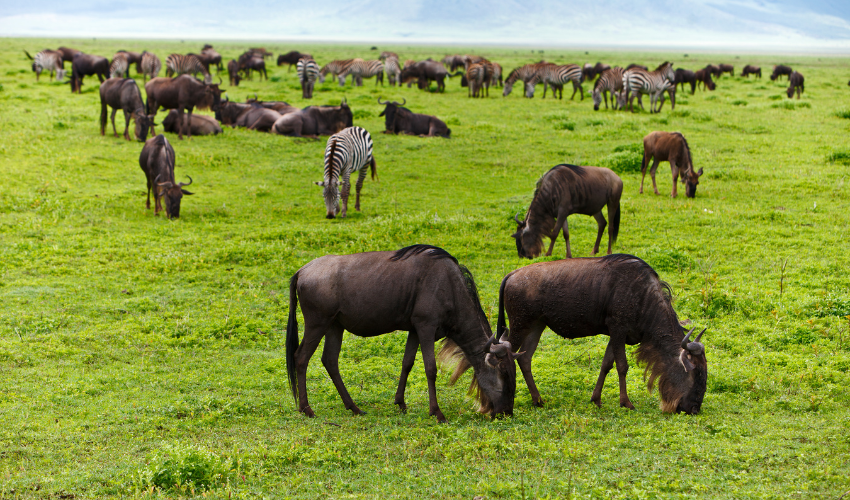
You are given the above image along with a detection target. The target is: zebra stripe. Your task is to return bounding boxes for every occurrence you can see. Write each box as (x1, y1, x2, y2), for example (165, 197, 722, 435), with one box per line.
(297, 57, 320, 98)
(384, 56, 401, 86)
(503, 63, 543, 97)
(525, 63, 583, 99)
(32, 50, 65, 81)
(319, 59, 354, 83)
(140, 52, 161, 83)
(165, 54, 210, 83)
(338, 59, 384, 86)
(466, 62, 488, 98)
(319, 126, 377, 218)
(623, 62, 674, 113)
(592, 67, 625, 110)
(110, 53, 129, 79)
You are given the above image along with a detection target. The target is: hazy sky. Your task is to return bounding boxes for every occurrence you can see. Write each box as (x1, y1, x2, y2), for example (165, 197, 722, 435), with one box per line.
(2, 0, 849, 52)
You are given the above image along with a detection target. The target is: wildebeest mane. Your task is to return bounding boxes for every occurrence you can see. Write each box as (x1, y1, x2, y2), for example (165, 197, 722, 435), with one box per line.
(390, 244, 457, 262)
(673, 132, 693, 172)
(525, 165, 588, 247)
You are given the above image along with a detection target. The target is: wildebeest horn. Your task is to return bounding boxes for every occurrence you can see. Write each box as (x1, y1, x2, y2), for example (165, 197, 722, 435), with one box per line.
(178, 175, 193, 187)
(400, 98, 406, 106)
(499, 329, 510, 344)
(484, 336, 496, 353)
(681, 327, 706, 355)
(514, 213, 522, 224)
(377, 97, 387, 104)
(218, 76, 222, 85)
(681, 327, 696, 349)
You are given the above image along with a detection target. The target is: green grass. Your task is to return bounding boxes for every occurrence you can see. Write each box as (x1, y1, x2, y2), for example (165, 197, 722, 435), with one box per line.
(1, 38, 850, 499)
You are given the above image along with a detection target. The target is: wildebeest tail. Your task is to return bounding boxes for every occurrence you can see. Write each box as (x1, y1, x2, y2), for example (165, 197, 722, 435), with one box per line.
(496, 271, 513, 338)
(609, 194, 621, 244)
(24, 50, 34, 60)
(370, 156, 377, 181)
(285, 271, 300, 402)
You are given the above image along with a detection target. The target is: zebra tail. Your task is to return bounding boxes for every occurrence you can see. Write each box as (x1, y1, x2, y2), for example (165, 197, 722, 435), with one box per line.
(370, 156, 378, 181)
(285, 271, 301, 403)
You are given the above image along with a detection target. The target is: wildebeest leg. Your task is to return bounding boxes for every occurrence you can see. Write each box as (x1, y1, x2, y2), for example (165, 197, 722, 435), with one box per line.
(612, 339, 635, 409)
(591, 211, 607, 255)
(321, 324, 365, 415)
(650, 159, 661, 195)
(176, 108, 185, 140)
(110, 108, 119, 137)
(186, 109, 194, 140)
(354, 167, 367, 212)
(590, 340, 615, 407)
(545, 209, 568, 257)
(340, 172, 352, 218)
(416, 329, 446, 423)
(100, 102, 108, 136)
(122, 109, 132, 141)
(293, 324, 324, 417)
(670, 160, 680, 198)
(640, 152, 652, 194)
(146, 179, 152, 210)
(393, 330, 419, 412)
(514, 323, 546, 407)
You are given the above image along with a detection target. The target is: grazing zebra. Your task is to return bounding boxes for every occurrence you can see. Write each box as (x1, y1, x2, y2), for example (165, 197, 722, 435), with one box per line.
(466, 62, 489, 97)
(489, 62, 503, 87)
(378, 51, 398, 61)
(26, 49, 65, 81)
(110, 53, 129, 79)
(319, 59, 354, 84)
(139, 51, 161, 84)
(297, 57, 320, 98)
(384, 56, 401, 86)
(592, 67, 625, 110)
(525, 63, 583, 100)
(623, 62, 675, 113)
(166, 54, 211, 84)
(314, 126, 378, 219)
(503, 63, 543, 97)
(338, 59, 384, 86)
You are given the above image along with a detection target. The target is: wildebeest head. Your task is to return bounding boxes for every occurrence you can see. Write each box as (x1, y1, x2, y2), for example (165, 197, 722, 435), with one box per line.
(377, 97, 405, 130)
(474, 330, 520, 416)
(335, 100, 354, 130)
(661, 328, 708, 414)
(511, 213, 543, 259)
(682, 166, 703, 198)
(156, 175, 194, 219)
(133, 112, 156, 142)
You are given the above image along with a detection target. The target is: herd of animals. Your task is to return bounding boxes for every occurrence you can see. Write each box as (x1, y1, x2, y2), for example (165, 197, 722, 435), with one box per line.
(21, 43, 820, 421)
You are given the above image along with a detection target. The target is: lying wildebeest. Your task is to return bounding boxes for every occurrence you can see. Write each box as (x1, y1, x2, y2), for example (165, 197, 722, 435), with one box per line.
(694, 68, 716, 91)
(245, 96, 295, 113)
(69, 53, 109, 93)
(99, 78, 154, 141)
(227, 59, 241, 86)
(138, 134, 194, 218)
(512, 165, 621, 259)
(499, 254, 708, 414)
(162, 109, 221, 135)
(218, 99, 291, 131)
(787, 71, 805, 99)
(771, 65, 793, 81)
(286, 244, 520, 421)
(641, 131, 703, 198)
(145, 74, 222, 140)
(674, 68, 697, 94)
(277, 50, 312, 71)
(741, 65, 761, 78)
(717, 64, 734, 77)
(400, 60, 449, 92)
(271, 102, 353, 137)
(377, 98, 451, 138)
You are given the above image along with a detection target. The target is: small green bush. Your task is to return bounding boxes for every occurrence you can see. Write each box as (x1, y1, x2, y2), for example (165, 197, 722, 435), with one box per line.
(269, 76, 281, 82)
(732, 100, 748, 106)
(599, 150, 641, 173)
(134, 443, 236, 493)
(834, 108, 850, 119)
(772, 101, 797, 110)
(352, 109, 372, 119)
(613, 143, 642, 154)
(554, 121, 575, 131)
(826, 150, 850, 165)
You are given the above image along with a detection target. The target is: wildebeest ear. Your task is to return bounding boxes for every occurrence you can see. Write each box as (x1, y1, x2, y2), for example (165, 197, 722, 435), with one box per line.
(510, 351, 525, 361)
(181, 189, 194, 195)
(511, 231, 520, 238)
(378, 110, 385, 116)
(679, 350, 696, 372)
(697, 168, 704, 176)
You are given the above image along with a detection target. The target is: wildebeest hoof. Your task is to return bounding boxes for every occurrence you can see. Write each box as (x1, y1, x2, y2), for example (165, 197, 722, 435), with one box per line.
(395, 402, 407, 413)
(532, 400, 544, 408)
(591, 398, 603, 408)
(621, 401, 636, 410)
(432, 410, 447, 423)
(302, 406, 316, 418)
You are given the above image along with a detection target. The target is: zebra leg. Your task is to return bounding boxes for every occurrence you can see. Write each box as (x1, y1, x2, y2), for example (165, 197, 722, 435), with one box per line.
(394, 330, 419, 412)
(591, 211, 607, 255)
(354, 167, 367, 212)
(340, 173, 352, 218)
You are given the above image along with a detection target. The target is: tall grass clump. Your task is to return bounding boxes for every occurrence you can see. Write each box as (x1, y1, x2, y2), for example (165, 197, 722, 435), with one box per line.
(599, 143, 642, 173)
(133, 443, 238, 494)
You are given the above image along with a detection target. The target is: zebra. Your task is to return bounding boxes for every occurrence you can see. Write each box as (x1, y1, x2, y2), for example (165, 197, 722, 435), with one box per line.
(25, 49, 65, 81)
(384, 56, 401, 86)
(503, 63, 543, 97)
(139, 51, 161, 84)
(297, 57, 320, 98)
(314, 126, 378, 219)
(623, 62, 675, 113)
(319, 59, 353, 84)
(489, 62, 503, 87)
(165, 54, 211, 84)
(110, 53, 129, 79)
(466, 62, 489, 98)
(525, 63, 583, 100)
(592, 67, 625, 110)
(338, 59, 384, 87)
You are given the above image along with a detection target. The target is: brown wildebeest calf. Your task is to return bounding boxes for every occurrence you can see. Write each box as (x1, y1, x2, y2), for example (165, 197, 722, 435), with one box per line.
(786, 71, 804, 99)
(741, 65, 761, 78)
(512, 164, 622, 259)
(717, 64, 734, 77)
(641, 131, 703, 198)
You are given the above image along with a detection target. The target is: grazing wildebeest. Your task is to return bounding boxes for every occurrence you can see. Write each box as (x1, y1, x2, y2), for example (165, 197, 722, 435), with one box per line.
(741, 65, 761, 78)
(498, 255, 708, 414)
(770, 65, 793, 81)
(227, 59, 241, 86)
(69, 53, 109, 93)
(57, 47, 81, 63)
(144, 74, 222, 140)
(199, 46, 222, 72)
(377, 98, 451, 138)
(162, 109, 221, 135)
(138, 134, 194, 218)
(99, 78, 154, 141)
(242, 56, 268, 80)
(399, 60, 449, 92)
(786, 71, 805, 99)
(704, 64, 721, 78)
(286, 244, 520, 421)
(271, 102, 353, 137)
(512, 165, 622, 259)
(277, 50, 312, 71)
(674, 68, 698, 94)
(694, 68, 716, 91)
(717, 64, 734, 77)
(641, 131, 703, 198)
(116, 51, 142, 72)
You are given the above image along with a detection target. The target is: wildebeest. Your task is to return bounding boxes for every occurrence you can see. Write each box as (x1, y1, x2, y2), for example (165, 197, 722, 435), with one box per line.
(582, 62, 610, 82)
(138, 134, 194, 218)
(69, 53, 109, 93)
(248, 47, 273, 59)
(771, 65, 793, 81)
(57, 47, 81, 63)
(99, 78, 154, 141)
(227, 59, 241, 86)
(199, 46, 222, 72)
(286, 244, 519, 422)
(218, 99, 291, 131)
(242, 56, 268, 80)
(498, 255, 708, 414)
(704, 64, 721, 78)
(786, 71, 805, 99)
(694, 68, 716, 91)
(400, 60, 449, 92)
(116, 51, 142, 72)
(674, 68, 698, 94)
(377, 98, 451, 138)
(641, 131, 703, 198)
(717, 64, 734, 77)
(162, 110, 221, 135)
(144, 74, 222, 140)
(512, 165, 621, 259)
(741, 65, 761, 78)
(271, 102, 353, 137)
(277, 50, 312, 71)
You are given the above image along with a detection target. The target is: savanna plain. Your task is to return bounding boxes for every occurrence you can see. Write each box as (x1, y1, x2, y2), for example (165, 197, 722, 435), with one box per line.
(0, 38, 849, 499)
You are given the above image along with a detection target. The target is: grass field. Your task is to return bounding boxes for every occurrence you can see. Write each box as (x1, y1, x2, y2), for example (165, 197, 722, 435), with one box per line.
(1, 37, 849, 499)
